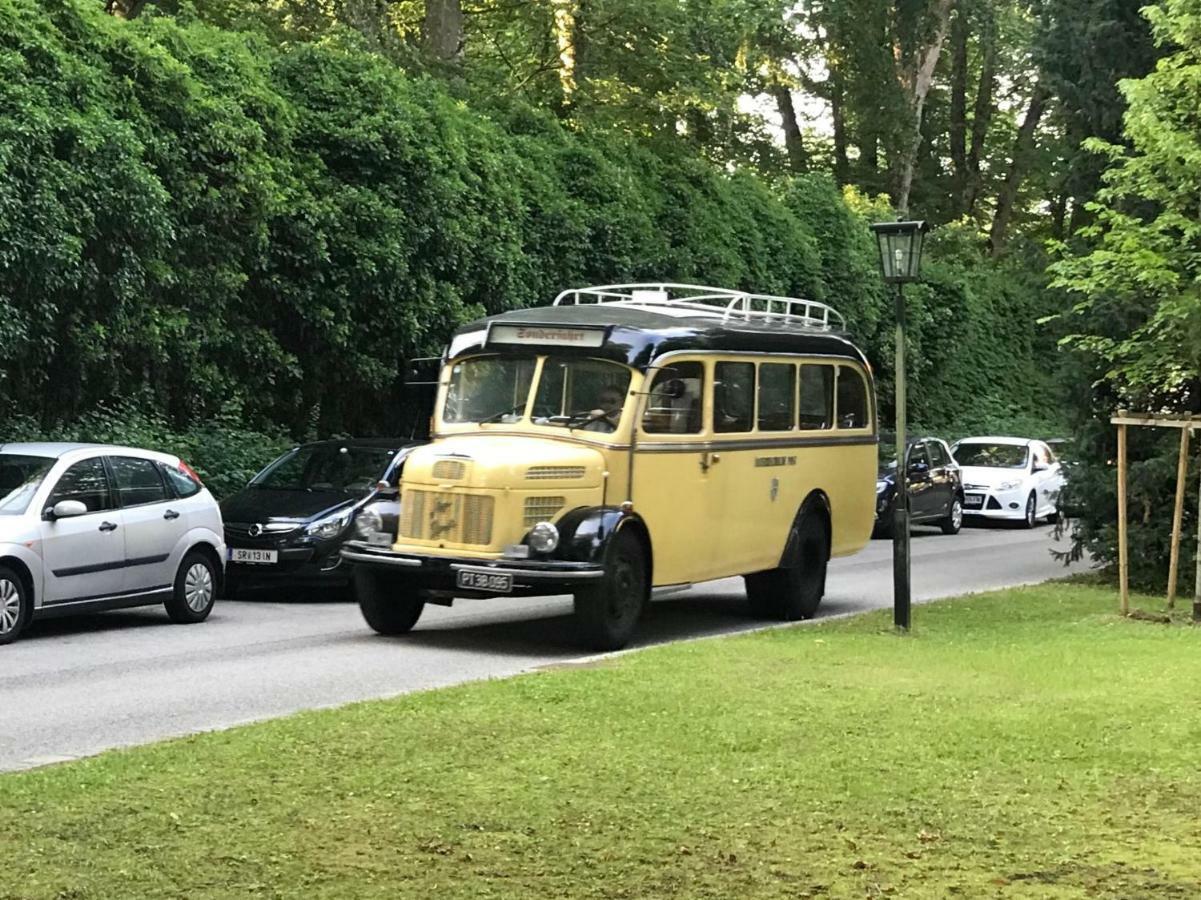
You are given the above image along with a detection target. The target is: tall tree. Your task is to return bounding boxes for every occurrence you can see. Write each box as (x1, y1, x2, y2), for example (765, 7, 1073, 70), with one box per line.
(423, 0, 464, 63)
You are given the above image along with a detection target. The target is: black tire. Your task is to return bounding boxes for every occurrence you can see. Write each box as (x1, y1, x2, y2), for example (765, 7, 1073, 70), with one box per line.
(940, 496, 964, 535)
(573, 528, 648, 652)
(744, 513, 829, 621)
(0, 565, 31, 646)
(356, 568, 425, 635)
(1022, 491, 1037, 529)
(165, 551, 218, 624)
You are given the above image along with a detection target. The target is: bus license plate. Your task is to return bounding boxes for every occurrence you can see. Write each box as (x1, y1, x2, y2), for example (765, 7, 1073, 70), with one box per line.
(456, 569, 513, 593)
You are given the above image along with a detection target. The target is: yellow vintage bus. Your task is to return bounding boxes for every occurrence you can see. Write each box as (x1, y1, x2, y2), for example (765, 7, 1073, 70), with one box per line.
(343, 284, 877, 650)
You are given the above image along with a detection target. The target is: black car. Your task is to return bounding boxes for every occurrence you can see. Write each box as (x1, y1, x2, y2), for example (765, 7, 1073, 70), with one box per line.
(874, 435, 964, 537)
(221, 439, 423, 596)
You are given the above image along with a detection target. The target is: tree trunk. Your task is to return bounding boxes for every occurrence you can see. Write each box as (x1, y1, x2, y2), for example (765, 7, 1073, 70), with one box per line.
(773, 87, 809, 173)
(894, 0, 956, 217)
(949, 4, 968, 208)
(423, 0, 464, 63)
(105, 0, 146, 18)
(964, 9, 997, 216)
(831, 64, 850, 185)
(989, 82, 1050, 256)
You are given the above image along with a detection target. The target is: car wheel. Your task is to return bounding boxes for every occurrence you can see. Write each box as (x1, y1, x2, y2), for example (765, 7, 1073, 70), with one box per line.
(1023, 492, 1037, 529)
(356, 568, 425, 635)
(165, 551, 218, 624)
(573, 528, 648, 652)
(940, 497, 964, 535)
(745, 513, 828, 621)
(0, 566, 31, 646)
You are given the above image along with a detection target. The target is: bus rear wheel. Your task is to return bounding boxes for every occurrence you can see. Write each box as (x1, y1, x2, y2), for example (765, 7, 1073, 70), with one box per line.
(573, 529, 648, 652)
(744, 514, 828, 621)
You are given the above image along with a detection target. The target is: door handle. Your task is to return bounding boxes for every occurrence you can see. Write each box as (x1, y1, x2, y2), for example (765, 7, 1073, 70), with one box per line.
(99, 521, 118, 532)
(164, 509, 180, 520)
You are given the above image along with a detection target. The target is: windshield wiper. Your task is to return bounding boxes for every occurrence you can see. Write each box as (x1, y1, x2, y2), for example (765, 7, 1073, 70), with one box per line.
(479, 403, 526, 424)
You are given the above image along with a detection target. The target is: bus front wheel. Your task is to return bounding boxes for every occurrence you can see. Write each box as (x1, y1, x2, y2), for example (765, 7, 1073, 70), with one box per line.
(744, 514, 828, 621)
(573, 529, 648, 652)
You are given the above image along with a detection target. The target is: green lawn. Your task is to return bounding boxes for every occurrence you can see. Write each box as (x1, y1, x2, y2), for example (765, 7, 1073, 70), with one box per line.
(4, 584, 1201, 899)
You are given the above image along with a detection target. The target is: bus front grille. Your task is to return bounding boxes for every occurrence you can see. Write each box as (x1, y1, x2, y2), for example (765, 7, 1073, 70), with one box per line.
(399, 489, 494, 546)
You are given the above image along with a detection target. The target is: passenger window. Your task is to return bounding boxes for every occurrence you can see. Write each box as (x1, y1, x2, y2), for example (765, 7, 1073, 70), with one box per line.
(798, 365, 834, 430)
(908, 443, 930, 471)
(641, 362, 704, 435)
(836, 366, 869, 429)
(110, 456, 169, 507)
(758, 363, 796, 431)
(928, 442, 949, 468)
(47, 457, 115, 513)
(161, 463, 202, 499)
(714, 362, 755, 433)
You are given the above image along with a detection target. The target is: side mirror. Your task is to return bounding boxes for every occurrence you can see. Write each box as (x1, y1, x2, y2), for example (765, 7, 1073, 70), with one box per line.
(45, 500, 88, 521)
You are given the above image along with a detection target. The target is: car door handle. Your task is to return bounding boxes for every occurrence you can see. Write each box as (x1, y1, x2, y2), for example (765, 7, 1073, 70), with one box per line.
(99, 521, 118, 532)
(163, 509, 180, 520)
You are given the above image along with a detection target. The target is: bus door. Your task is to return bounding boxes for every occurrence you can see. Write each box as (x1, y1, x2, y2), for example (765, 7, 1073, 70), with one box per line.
(631, 361, 721, 586)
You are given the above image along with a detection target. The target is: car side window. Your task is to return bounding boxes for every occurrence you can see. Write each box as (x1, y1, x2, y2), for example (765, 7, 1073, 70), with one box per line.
(110, 456, 169, 507)
(836, 366, 869, 429)
(908, 443, 930, 471)
(160, 463, 202, 499)
(928, 442, 949, 468)
(47, 457, 115, 513)
(641, 362, 704, 435)
(798, 365, 834, 430)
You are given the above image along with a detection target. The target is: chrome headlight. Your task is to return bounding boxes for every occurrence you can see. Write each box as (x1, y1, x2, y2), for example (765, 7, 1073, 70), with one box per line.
(305, 510, 351, 540)
(354, 507, 384, 540)
(998, 480, 1022, 491)
(528, 521, 560, 554)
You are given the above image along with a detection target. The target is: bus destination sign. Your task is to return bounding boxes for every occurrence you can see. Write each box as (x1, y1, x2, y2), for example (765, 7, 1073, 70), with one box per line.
(488, 324, 606, 348)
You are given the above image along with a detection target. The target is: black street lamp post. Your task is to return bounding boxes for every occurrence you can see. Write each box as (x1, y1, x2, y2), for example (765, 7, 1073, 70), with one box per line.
(869, 220, 928, 631)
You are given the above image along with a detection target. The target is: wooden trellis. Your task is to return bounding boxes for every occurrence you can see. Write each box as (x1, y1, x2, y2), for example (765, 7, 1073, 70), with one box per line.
(1111, 412, 1201, 617)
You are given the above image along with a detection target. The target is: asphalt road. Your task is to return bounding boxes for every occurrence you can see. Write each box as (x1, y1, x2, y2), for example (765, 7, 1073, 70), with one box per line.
(1, 522, 1086, 772)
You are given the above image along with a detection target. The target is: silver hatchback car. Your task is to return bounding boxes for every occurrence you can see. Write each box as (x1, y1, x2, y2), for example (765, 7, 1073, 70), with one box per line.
(0, 443, 226, 645)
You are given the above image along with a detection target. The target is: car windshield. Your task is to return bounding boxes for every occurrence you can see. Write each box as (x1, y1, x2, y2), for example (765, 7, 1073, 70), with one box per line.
(954, 443, 1028, 469)
(252, 446, 395, 493)
(443, 355, 632, 432)
(0, 454, 56, 515)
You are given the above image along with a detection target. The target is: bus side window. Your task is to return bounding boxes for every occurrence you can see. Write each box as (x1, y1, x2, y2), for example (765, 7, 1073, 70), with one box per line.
(836, 366, 869, 429)
(642, 362, 704, 434)
(758, 363, 796, 431)
(798, 364, 834, 430)
(714, 362, 755, 433)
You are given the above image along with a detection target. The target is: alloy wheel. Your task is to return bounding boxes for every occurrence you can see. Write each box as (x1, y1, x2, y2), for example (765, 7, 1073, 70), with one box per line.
(185, 563, 214, 612)
(951, 500, 963, 530)
(0, 578, 21, 636)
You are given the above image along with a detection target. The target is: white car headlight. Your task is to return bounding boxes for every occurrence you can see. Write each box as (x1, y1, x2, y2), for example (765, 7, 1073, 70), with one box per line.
(876, 481, 888, 493)
(306, 510, 351, 540)
(354, 507, 384, 540)
(528, 521, 560, 554)
(997, 480, 1022, 491)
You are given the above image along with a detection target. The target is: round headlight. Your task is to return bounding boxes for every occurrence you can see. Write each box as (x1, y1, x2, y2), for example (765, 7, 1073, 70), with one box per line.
(528, 521, 560, 554)
(355, 507, 383, 539)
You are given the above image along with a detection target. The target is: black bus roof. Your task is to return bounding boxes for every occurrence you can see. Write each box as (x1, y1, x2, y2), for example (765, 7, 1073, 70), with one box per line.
(448, 303, 870, 371)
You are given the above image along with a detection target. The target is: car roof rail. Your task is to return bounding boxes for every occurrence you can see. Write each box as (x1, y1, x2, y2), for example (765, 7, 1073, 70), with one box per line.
(552, 283, 846, 332)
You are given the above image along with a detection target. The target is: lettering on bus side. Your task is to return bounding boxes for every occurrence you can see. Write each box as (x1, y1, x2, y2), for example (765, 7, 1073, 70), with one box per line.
(754, 456, 797, 468)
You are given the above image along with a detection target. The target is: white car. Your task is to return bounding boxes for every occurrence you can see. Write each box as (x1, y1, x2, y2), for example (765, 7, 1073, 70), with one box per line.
(0, 443, 226, 645)
(950, 436, 1064, 527)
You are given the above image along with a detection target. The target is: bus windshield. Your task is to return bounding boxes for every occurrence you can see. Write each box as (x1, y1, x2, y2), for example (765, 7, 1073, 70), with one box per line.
(442, 356, 632, 432)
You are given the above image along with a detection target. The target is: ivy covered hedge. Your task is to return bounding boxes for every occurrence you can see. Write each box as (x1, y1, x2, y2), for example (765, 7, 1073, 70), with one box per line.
(0, 0, 1063, 479)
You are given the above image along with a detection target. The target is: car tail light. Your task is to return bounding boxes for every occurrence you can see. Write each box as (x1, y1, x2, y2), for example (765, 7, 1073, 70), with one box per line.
(178, 460, 204, 486)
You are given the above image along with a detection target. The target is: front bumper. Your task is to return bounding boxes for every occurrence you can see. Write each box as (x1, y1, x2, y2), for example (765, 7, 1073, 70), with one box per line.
(341, 541, 605, 597)
(225, 538, 348, 586)
(962, 488, 1026, 520)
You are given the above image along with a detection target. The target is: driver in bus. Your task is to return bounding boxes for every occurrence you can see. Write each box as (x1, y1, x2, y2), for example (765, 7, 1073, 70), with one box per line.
(583, 386, 625, 433)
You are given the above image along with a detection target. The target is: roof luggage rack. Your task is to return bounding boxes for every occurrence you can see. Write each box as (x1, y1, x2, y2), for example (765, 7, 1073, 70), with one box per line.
(552, 283, 845, 331)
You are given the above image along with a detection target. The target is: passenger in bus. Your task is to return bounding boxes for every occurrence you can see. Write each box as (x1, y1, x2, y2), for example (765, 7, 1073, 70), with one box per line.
(583, 386, 626, 433)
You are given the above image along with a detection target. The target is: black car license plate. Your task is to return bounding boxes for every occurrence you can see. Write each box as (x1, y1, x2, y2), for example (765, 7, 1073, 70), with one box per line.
(964, 493, 984, 509)
(456, 569, 514, 593)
